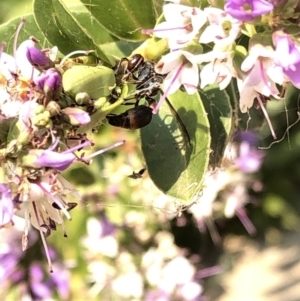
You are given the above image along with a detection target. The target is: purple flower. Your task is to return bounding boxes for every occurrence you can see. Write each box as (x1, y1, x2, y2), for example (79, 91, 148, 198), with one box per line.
(236, 131, 259, 146)
(61, 107, 91, 126)
(0, 184, 14, 227)
(25, 40, 54, 71)
(225, 0, 274, 21)
(273, 31, 300, 88)
(30, 263, 52, 299)
(34, 68, 62, 100)
(21, 149, 76, 171)
(49, 266, 70, 300)
(235, 141, 264, 172)
(99, 214, 116, 236)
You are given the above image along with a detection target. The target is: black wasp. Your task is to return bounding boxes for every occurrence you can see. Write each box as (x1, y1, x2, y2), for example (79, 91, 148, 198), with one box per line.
(128, 167, 147, 179)
(106, 54, 190, 144)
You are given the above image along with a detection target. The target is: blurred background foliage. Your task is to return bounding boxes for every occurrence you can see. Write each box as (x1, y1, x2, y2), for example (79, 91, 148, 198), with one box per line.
(1, 1, 300, 301)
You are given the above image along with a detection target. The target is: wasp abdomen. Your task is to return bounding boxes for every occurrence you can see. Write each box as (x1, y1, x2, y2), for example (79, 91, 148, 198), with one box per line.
(107, 105, 152, 130)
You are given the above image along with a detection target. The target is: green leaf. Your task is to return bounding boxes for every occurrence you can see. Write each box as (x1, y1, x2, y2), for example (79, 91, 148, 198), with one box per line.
(200, 85, 233, 167)
(33, 0, 112, 65)
(0, 14, 51, 54)
(79, 0, 157, 41)
(140, 90, 211, 202)
(152, 0, 164, 17)
(72, 11, 142, 58)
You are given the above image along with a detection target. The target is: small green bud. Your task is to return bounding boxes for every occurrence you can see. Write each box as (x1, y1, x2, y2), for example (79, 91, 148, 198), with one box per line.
(94, 97, 108, 110)
(34, 104, 45, 114)
(45, 119, 53, 129)
(75, 92, 92, 105)
(31, 111, 51, 127)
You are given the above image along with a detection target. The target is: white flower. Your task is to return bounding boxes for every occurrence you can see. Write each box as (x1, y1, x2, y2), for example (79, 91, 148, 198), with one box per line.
(156, 50, 199, 95)
(111, 272, 144, 298)
(81, 217, 119, 258)
(13, 173, 80, 271)
(15, 173, 80, 230)
(178, 281, 203, 301)
(195, 49, 234, 89)
(200, 7, 241, 47)
(143, 4, 207, 49)
(238, 44, 284, 112)
(153, 50, 199, 113)
(0, 53, 17, 81)
(160, 256, 195, 293)
(0, 86, 23, 118)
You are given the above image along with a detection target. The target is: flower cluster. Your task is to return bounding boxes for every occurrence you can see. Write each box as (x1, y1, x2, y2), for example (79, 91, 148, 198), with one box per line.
(142, 0, 300, 120)
(189, 131, 264, 239)
(0, 19, 125, 271)
(81, 209, 208, 300)
(0, 219, 70, 300)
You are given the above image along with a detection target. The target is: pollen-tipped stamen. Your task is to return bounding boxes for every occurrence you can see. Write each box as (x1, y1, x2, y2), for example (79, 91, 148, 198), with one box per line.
(36, 182, 71, 220)
(32, 201, 53, 272)
(61, 218, 68, 238)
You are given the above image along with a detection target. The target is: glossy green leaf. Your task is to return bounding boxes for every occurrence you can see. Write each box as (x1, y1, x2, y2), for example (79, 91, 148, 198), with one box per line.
(71, 11, 119, 45)
(72, 11, 142, 58)
(0, 14, 50, 54)
(33, 0, 112, 65)
(79, 0, 157, 41)
(200, 85, 233, 167)
(140, 90, 210, 202)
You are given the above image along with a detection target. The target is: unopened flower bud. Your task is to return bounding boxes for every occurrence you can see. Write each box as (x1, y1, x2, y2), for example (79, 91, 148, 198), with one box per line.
(34, 104, 45, 114)
(34, 68, 62, 100)
(46, 101, 61, 116)
(61, 107, 91, 126)
(25, 39, 54, 70)
(31, 111, 51, 127)
(75, 92, 92, 105)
